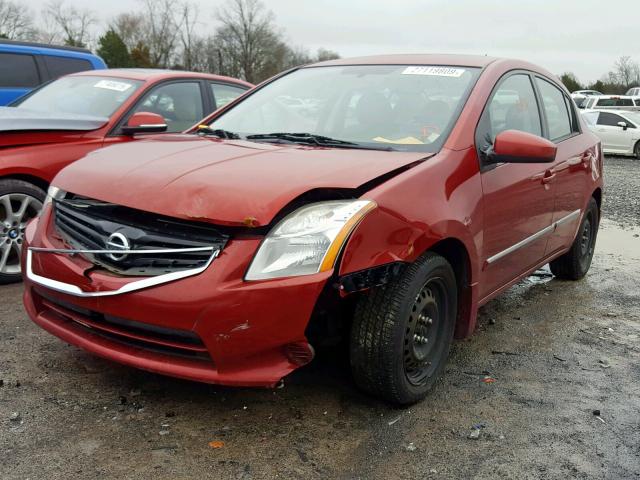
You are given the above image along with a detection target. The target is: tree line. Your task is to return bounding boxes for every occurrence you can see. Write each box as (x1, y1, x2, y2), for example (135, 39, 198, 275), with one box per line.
(0, 0, 340, 84)
(560, 56, 640, 94)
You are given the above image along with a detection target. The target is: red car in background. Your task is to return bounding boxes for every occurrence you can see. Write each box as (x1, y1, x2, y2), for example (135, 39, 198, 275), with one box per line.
(22, 55, 602, 404)
(0, 69, 252, 283)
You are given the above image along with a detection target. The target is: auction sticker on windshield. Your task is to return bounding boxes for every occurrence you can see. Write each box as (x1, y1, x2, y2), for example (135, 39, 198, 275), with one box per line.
(93, 80, 133, 92)
(402, 66, 465, 77)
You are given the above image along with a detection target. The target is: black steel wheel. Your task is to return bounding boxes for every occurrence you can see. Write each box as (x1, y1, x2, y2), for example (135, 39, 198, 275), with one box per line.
(350, 252, 457, 405)
(550, 197, 599, 280)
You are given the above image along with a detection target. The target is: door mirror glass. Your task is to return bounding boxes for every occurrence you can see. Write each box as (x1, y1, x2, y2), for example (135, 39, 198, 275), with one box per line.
(486, 130, 557, 164)
(122, 111, 167, 135)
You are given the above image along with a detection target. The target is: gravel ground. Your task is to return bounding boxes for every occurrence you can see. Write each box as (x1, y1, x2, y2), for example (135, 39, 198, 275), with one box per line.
(1, 157, 639, 480)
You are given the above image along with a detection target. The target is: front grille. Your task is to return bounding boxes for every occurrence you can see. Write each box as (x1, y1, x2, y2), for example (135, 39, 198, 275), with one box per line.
(53, 196, 229, 276)
(35, 289, 211, 361)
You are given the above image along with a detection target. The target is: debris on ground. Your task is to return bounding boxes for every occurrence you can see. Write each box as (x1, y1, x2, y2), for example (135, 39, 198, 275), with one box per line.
(208, 440, 225, 449)
(468, 429, 481, 440)
(406, 442, 417, 452)
(387, 415, 402, 426)
(9, 412, 21, 422)
(482, 376, 496, 383)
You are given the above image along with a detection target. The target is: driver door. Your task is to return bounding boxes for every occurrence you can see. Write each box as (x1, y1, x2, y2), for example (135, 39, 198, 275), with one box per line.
(476, 72, 556, 299)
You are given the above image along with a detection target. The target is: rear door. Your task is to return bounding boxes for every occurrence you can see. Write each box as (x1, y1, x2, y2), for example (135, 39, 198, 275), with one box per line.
(533, 76, 591, 257)
(476, 72, 555, 298)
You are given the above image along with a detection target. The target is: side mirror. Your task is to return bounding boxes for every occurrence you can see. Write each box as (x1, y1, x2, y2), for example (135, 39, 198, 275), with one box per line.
(617, 121, 628, 131)
(486, 130, 556, 164)
(122, 112, 167, 135)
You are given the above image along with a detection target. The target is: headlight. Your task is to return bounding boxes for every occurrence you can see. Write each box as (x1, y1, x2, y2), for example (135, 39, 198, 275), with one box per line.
(245, 200, 376, 280)
(41, 186, 66, 213)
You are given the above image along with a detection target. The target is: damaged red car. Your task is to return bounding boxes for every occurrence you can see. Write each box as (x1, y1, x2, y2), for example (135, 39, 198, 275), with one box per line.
(22, 55, 603, 404)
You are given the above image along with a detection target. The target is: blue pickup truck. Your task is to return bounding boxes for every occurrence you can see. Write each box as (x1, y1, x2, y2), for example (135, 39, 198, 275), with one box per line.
(0, 40, 107, 105)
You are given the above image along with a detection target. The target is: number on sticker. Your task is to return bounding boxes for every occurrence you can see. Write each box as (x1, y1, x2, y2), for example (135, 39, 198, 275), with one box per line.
(402, 66, 466, 77)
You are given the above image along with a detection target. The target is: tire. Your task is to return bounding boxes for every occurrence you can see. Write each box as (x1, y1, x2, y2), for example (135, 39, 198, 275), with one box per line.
(0, 179, 46, 284)
(350, 252, 457, 405)
(634, 141, 640, 160)
(549, 197, 599, 281)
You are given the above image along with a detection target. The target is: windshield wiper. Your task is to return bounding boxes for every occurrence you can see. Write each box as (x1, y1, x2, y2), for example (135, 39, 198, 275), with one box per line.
(195, 125, 241, 139)
(245, 132, 395, 151)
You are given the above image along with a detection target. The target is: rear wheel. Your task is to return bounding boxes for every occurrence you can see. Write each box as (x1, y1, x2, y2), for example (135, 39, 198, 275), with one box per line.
(0, 180, 45, 284)
(549, 197, 599, 280)
(350, 252, 457, 405)
(634, 141, 640, 160)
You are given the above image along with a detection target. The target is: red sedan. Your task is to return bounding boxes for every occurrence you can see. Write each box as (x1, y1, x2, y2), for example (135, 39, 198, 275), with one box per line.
(0, 69, 252, 283)
(22, 55, 602, 404)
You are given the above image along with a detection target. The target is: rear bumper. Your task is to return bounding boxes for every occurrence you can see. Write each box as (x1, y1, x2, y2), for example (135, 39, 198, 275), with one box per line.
(22, 213, 330, 387)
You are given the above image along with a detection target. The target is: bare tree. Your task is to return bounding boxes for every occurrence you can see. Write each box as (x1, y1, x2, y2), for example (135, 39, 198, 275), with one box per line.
(612, 56, 638, 88)
(0, 0, 35, 39)
(214, 0, 284, 83)
(43, 0, 96, 47)
(179, 2, 200, 70)
(111, 13, 146, 51)
(139, 0, 183, 68)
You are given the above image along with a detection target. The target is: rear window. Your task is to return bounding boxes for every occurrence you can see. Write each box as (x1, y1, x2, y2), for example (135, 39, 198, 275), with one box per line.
(597, 98, 634, 107)
(0, 53, 40, 88)
(44, 56, 93, 78)
(210, 83, 246, 108)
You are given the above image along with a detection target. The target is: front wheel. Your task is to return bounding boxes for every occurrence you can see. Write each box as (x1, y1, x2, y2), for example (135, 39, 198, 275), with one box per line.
(0, 179, 45, 284)
(634, 141, 640, 160)
(549, 197, 599, 280)
(350, 252, 457, 405)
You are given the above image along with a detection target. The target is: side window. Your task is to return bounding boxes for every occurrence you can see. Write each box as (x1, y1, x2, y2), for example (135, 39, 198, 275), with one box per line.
(131, 82, 204, 133)
(43, 56, 92, 78)
(596, 112, 625, 127)
(535, 78, 572, 141)
(210, 83, 246, 109)
(476, 73, 542, 152)
(581, 111, 599, 126)
(0, 53, 40, 87)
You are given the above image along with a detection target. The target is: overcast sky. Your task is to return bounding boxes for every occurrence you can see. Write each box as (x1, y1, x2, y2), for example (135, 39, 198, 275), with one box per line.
(29, 0, 637, 84)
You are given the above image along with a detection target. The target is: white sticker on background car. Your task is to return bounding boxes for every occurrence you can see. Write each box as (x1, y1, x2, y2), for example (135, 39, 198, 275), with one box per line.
(93, 80, 132, 92)
(401, 66, 465, 77)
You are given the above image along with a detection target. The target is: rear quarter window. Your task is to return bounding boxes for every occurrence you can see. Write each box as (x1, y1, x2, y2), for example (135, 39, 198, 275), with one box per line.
(0, 52, 40, 87)
(44, 56, 93, 78)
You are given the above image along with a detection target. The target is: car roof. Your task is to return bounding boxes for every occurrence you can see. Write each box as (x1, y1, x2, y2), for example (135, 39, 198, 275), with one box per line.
(311, 53, 499, 68)
(69, 68, 253, 87)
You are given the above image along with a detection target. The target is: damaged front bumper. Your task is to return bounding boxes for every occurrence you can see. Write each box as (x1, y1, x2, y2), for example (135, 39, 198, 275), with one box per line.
(21, 211, 330, 387)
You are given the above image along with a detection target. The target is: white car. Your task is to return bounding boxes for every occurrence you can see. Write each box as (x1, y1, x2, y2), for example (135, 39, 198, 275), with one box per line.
(581, 95, 640, 111)
(582, 109, 640, 158)
(625, 87, 640, 96)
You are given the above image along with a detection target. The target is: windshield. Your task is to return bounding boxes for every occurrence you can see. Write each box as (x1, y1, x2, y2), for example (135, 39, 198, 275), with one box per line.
(622, 112, 640, 125)
(15, 76, 143, 118)
(209, 65, 480, 152)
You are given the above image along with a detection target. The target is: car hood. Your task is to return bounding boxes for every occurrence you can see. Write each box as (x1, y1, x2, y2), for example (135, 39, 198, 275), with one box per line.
(0, 107, 108, 133)
(54, 135, 432, 227)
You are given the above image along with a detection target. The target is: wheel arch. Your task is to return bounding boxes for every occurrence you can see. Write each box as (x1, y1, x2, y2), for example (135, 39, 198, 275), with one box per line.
(0, 173, 49, 193)
(428, 237, 475, 339)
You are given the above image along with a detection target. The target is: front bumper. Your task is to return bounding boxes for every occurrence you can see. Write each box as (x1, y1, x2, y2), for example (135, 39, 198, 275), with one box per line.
(22, 211, 331, 387)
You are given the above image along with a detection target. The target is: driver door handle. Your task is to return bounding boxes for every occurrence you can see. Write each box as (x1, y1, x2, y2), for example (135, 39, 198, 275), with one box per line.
(542, 170, 556, 184)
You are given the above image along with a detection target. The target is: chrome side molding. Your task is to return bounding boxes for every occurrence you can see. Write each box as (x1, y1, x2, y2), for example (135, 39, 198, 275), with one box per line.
(25, 248, 219, 298)
(486, 209, 581, 265)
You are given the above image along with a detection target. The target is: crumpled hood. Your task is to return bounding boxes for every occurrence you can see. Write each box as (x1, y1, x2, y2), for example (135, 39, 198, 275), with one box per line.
(54, 135, 431, 226)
